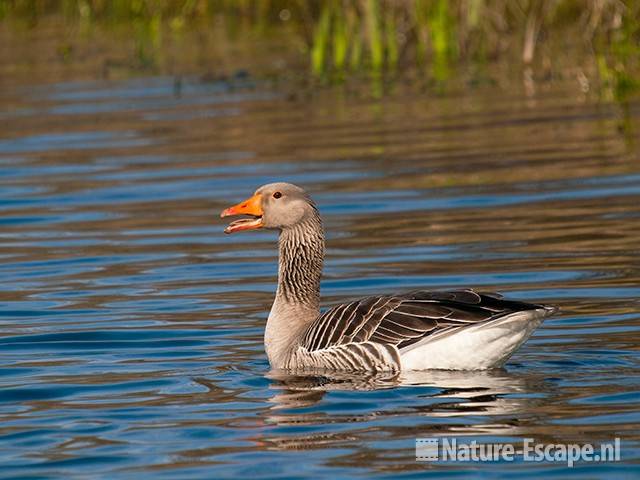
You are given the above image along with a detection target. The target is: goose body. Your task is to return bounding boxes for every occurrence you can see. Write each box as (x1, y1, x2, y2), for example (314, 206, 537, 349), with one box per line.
(221, 183, 556, 372)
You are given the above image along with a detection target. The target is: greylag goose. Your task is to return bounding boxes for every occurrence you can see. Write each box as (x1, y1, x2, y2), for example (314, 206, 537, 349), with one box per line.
(221, 182, 557, 371)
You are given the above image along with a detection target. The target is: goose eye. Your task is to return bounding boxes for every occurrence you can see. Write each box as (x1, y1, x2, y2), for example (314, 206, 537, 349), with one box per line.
(273, 192, 282, 199)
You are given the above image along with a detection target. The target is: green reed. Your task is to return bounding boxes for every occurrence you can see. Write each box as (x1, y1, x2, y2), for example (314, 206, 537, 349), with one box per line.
(2, 0, 639, 97)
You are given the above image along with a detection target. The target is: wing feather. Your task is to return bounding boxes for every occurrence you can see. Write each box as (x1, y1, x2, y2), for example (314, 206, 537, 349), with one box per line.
(296, 289, 547, 370)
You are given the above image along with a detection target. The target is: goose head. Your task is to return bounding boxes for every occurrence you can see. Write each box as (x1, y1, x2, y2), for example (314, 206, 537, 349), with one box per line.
(221, 182, 317, 234)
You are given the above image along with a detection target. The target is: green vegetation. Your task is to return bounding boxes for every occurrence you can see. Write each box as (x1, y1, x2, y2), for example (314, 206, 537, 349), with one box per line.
(2, 0, 639, 98)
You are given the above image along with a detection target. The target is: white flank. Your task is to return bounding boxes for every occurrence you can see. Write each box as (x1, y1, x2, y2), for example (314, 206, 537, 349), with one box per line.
(399, 308, 548, 370)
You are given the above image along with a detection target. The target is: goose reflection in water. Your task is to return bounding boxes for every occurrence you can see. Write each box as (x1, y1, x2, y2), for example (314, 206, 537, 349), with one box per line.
(266, 368, 544, 414)
(256, 369, 550, 452)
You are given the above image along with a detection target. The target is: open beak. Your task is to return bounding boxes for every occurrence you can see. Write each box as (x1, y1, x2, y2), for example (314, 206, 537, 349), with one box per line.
(220, 193, 264, 234)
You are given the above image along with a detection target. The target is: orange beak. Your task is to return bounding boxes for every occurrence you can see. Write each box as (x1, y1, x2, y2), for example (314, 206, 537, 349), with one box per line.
(220, 193, 264, 234)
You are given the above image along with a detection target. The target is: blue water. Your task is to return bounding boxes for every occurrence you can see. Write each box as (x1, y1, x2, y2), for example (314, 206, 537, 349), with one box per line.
(1, 76, 639, 479)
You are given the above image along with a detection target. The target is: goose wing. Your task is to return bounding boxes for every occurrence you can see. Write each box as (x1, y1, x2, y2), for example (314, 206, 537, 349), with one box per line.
(295, 289, 547, 371)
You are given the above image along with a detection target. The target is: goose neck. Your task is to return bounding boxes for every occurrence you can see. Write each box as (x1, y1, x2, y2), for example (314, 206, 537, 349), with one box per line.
(276, 215, 325, 312)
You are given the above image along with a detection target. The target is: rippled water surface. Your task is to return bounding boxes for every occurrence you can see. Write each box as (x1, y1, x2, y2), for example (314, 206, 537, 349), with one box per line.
(1, 75, 640, 478)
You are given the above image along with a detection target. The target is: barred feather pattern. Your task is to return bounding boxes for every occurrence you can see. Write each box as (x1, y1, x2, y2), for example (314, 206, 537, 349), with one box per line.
(277, 211, 324, 308)
(288, 341, 401, 371)
(288, 289, 551, 372)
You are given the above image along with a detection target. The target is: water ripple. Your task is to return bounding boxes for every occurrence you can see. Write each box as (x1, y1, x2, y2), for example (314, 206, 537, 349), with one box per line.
(0, 75, 638, 478)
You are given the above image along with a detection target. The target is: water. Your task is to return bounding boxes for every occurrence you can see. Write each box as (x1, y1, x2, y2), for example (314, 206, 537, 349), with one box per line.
(1, 74, 640, 479)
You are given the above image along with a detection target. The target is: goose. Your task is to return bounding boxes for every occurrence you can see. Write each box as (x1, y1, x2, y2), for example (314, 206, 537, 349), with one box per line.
(221, 182, 557, 371)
